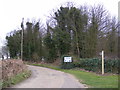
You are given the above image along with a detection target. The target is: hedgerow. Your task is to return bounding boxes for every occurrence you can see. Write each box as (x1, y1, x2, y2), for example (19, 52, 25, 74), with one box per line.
(74, 58, 118, 73)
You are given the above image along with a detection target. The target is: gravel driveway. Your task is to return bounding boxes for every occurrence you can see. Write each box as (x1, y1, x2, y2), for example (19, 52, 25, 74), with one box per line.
(11, 65, 87, 88)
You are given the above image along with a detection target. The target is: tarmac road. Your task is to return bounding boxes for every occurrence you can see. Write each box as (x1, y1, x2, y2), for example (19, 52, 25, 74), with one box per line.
(11, 65, 87, 88)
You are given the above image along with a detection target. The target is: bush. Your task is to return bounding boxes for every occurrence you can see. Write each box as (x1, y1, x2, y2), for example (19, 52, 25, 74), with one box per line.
(104, 59, 118, 73)
(60, 63, 75, 69)
(75, 58, 118, 73)
(79, 58, 101, 72)
(73, 61, 81, 67)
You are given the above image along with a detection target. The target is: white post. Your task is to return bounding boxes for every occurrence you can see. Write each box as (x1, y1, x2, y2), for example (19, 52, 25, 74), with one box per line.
(102, 50, 104, 75)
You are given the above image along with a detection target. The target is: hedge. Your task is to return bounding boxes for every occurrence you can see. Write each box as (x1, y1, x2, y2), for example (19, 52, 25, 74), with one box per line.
(74, 58, 119, 74)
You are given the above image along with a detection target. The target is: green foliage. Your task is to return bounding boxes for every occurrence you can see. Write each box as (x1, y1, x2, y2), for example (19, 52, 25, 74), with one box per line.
(79, 58, 101, 72)
(43, 32, 57, 63)
(53, 27, 71, 56)
(75, 58, 118, 73)
(104, 59, 118, 73)
(23, 22, 42, 61)
(60, 63, 75, 69)
(54, 6, 89, 58)
(6, 30, 21, 58)
(6, 21, 42, 61)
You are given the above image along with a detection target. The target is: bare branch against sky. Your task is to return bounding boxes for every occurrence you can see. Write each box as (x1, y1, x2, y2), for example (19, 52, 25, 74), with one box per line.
(0, 0, 119, 47)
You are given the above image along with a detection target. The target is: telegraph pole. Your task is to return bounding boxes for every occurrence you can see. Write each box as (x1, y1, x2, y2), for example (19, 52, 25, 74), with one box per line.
(21, 18, 24, 60)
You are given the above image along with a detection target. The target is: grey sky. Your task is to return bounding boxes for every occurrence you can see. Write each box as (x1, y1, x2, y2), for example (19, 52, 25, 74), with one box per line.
(0, 0, 119, 47)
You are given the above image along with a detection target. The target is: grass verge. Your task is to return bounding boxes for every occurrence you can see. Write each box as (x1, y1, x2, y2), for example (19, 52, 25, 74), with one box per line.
(63, 70, 118, 88)
(2, 70, 31, 88)
(30, 63, 118, 88)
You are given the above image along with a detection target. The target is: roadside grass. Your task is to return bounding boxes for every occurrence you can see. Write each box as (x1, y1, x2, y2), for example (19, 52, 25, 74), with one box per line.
(62, 70, 118, 88)
(30, 63, 118, 88)
(2, 70, 31, 88)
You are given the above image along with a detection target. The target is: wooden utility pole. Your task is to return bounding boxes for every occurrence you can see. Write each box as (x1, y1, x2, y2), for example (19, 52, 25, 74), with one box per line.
(102, 50, 104, 75)
(21, 18, 24, 60)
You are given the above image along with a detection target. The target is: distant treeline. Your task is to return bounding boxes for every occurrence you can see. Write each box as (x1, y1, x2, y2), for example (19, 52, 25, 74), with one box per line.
(5, 3, 119, 62)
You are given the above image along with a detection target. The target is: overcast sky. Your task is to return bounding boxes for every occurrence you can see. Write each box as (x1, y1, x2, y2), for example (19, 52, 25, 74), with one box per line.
(0, 0, 119, 47)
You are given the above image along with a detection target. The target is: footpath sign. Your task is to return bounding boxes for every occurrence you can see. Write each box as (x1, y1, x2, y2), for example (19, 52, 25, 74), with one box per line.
(100, 50, 105, 75)
(64, 57, 72, 62)
(61, 56, 73, 69)
(102, 50, 104, 75)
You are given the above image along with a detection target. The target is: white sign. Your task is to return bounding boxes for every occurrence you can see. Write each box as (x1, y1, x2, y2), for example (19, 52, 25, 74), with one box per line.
(64, 57, 72, 62)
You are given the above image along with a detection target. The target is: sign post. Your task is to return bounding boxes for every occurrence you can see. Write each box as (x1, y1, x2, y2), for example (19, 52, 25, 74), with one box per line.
(102, 50, 104, 75)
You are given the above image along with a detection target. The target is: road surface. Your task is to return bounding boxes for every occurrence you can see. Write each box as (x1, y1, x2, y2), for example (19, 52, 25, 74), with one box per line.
(11, 65, 87, 88)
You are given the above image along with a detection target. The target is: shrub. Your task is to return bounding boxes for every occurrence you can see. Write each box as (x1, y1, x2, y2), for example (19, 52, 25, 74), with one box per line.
(60, 63, 75, 69)
(79, 58, 101, 72)
(104, 59, 118, 73)
(75, 58, 118, 73)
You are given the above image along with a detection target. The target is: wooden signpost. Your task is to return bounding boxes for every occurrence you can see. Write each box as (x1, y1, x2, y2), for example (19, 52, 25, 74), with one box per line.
(102, 50, 104, 75)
